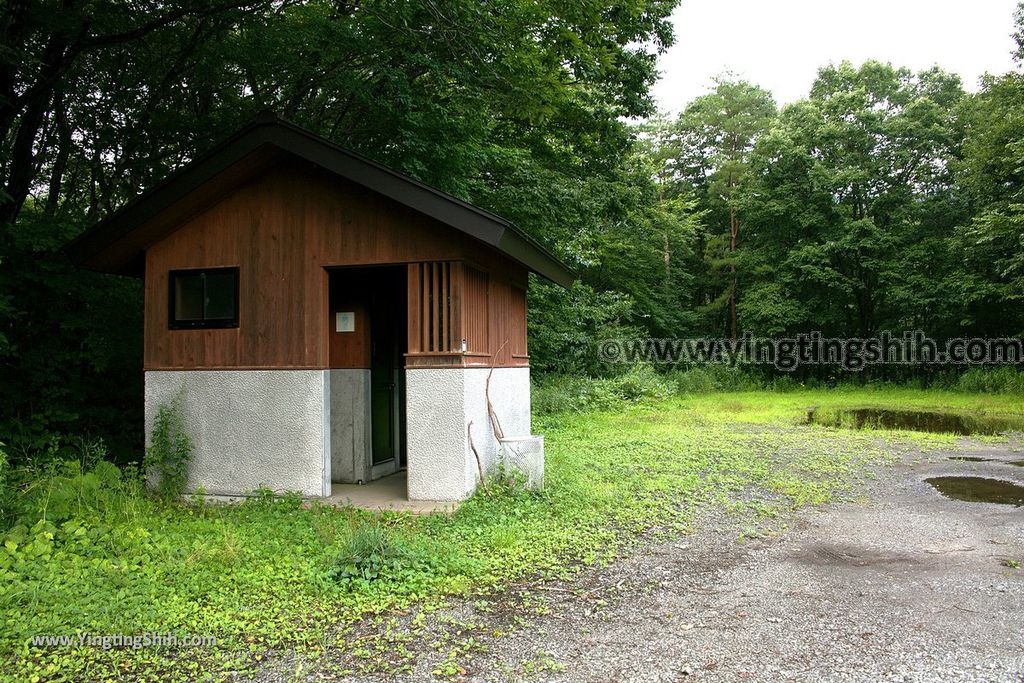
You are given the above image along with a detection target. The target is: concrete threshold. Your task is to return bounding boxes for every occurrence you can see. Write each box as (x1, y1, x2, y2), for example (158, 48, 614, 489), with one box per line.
(326, 471, 458, 515)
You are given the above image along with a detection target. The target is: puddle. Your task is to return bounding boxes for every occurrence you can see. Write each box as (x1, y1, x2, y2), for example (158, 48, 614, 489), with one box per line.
(808, 408, 1024, 435)
(926, 476, 1024, 506)
(948, 456, 1024, 467)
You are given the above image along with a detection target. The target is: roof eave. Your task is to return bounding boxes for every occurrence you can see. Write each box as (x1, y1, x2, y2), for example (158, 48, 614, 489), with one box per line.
(67, 117, 576, 287)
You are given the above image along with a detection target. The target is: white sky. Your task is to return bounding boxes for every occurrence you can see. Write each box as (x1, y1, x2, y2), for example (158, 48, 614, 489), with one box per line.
(652, 0, 1020, 113)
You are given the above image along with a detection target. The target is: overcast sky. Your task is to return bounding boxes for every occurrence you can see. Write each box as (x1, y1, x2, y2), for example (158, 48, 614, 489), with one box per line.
(651, 0, 1021, 113)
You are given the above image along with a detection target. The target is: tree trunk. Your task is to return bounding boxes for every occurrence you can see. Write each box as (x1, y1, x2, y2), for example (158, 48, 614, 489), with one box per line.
(729, 204, 739, 341)
(659, 180, 670, 281)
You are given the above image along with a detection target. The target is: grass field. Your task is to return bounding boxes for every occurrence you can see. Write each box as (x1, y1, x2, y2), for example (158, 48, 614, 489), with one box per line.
(2, 387, 1022, 681)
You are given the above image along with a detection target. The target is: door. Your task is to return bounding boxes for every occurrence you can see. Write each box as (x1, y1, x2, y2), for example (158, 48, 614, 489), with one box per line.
(328, 265, 406, 477)
(370, 323, 396, 466)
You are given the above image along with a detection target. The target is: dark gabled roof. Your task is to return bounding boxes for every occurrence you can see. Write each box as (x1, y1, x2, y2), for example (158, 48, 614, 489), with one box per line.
(66, 113, 575, 287)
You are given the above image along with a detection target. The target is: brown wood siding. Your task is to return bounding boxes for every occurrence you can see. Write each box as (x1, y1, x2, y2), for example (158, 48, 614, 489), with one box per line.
(510, 284, 528, 359)
(463, 265, 490, 354)
(487, 278, 512, 367)
(328, 302, 370, 369)
(144, 160, 529, 370)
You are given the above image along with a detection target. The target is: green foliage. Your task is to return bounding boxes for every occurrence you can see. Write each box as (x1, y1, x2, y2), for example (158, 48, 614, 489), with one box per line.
(0, 224, 143, 464)
(664, 79, 777, 334)
(668, 365, 766, 394)
(5, 458, 142, 528)
(639, 52, 1024, 358)
(953, 367, 1024, 394)
(0, 444, 8, 527)
(740, 62, 969, 339)
(539, 366, 1024, 416)
(4, 386, 1016, 680)
(533, 365, 671, 414)
(144, 395, 193, 501)
(612, 364, 673, 401)
(955, 68, 1024, 332)
(324, 521, 467, 591)
(527, 280, 642, 375)
(327, 522, 414, 586)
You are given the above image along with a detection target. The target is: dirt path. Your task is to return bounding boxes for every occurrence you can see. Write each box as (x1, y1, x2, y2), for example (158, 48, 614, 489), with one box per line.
(256, 440, 1024, 683)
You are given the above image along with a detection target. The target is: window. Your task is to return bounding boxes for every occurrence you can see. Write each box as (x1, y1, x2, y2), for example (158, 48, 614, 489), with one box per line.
(168, 268, 239, 329)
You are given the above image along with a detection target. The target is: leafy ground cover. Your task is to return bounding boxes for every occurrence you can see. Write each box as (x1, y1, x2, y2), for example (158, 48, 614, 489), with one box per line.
(2, 386, 1022, 682)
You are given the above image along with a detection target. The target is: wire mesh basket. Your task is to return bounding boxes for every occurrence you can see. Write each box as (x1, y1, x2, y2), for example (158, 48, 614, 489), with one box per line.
(499, 435, 545, 490)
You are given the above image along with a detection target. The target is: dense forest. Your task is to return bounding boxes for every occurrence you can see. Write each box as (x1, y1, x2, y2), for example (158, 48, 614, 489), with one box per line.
(1, 1, 1022, 461)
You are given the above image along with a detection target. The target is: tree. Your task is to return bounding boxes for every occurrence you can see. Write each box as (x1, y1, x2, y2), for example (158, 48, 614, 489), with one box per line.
(667, 79, 775, 338)
(0, 0, 683, 457)
(740, 62, 965, 338)
(955, 6, 1024, 336)
(0, 0, 271, 226)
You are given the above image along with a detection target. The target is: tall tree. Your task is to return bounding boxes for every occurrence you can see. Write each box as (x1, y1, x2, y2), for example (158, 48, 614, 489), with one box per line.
(740, 62, 965, 338)
(0, 0, 682, 456)
(668, 79, 775, 338)
(0, 0, 269, 226)
(955, 4, 1024, 336)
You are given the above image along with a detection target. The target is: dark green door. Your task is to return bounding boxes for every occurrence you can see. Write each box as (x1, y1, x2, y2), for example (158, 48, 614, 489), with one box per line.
(370, 314, 396, 466)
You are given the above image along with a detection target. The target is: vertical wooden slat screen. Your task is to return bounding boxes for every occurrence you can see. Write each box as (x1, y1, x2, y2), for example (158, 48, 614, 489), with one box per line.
(430, 263, 439, 350)
(408, 261, 459, 355)
(490, 279, 510, 366)
(440, 262, 449, 351)
(406, 262, 526, 367)
(451, 262, 464, 352)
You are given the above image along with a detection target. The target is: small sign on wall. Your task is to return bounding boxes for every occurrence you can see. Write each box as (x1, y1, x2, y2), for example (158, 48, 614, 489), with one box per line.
(335, 311, 355, 332)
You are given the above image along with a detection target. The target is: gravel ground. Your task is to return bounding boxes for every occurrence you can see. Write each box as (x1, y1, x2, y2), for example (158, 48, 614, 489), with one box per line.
(254, 439, 1024, 683)
(464, 443, 1024, 683)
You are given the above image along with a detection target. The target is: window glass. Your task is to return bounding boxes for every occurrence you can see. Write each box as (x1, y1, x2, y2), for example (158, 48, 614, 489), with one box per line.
(174, 273, 204, 321)
(169, 268, 238, 328)
(203, 271, 237, 320)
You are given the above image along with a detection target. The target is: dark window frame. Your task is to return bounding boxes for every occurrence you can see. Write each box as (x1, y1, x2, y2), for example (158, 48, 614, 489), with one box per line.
(168, 267, 240, 330)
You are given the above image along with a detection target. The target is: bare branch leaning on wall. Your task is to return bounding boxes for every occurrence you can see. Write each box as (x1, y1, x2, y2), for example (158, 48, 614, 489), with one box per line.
(467, 420, 487, 490)
(486, 338, 510, 441)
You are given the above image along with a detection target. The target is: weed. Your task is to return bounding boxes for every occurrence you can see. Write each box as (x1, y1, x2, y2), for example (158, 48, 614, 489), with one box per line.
(521, 650, 567, 676)
(328, 522, 416, 585)
(144, 393, 192, 500)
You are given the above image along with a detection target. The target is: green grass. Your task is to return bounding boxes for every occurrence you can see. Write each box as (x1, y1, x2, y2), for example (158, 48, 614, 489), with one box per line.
(2, 387, 1022, 681)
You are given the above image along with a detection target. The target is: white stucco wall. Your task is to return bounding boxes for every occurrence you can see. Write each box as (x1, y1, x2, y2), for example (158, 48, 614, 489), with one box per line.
(144, 370, 329, 497)
(406, 367, 531, 501)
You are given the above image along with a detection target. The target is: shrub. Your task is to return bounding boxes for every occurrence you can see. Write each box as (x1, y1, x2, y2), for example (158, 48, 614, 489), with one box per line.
(9, 458, 144, 528)
(527, 280, 642, 376)
(532, 375, 616, 415)
(0, 444, 8, 528)
(533, 365, 672, 414)
(144, 394, 193, 500)
(668, 365, 764, 393)
(608, 364, 672, 401)
(324, 519, 479, 593)
(955, 367, 1024, 394)
(329, 522, 400, 584)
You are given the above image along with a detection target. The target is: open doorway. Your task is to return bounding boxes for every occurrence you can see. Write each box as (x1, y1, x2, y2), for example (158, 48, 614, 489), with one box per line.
(327, 265, 407, 484)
